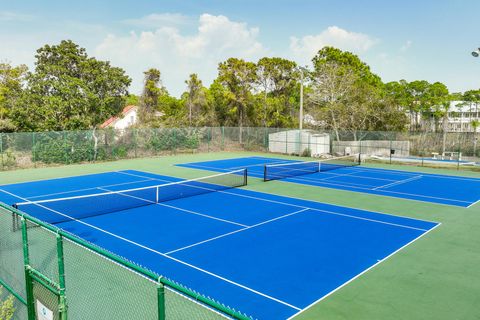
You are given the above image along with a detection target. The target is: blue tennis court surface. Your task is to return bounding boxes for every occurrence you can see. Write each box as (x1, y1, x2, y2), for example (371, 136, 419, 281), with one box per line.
(0, 170, 438, 319)
(177, 156, 480, 207)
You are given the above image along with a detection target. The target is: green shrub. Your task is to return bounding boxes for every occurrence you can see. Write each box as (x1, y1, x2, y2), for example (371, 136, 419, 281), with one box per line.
(0, 287, 14, 320)
(1, 149, 17, 168)
(33, 135, 95, 164)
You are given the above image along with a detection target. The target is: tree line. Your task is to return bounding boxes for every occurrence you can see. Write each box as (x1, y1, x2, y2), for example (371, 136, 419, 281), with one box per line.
(1, 40, 479, 135)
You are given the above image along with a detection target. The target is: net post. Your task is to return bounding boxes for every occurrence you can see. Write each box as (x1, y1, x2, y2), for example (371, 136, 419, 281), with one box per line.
(156, 186, 159, 203)
(263, 165, 267, 181)
(244, 168, 248, 186)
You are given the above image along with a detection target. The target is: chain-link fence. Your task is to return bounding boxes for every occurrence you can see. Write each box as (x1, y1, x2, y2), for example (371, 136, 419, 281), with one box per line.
(0, 203, 251, 320)
(1, 127, 480, 171)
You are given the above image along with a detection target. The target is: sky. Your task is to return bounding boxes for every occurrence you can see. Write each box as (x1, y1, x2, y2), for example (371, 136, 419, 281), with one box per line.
(1, 0, 480, 97)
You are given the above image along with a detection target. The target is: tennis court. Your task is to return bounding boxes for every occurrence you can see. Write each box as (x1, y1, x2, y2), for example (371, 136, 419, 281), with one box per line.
(177, 156, 480, 207)
(0, 169, 438, 319)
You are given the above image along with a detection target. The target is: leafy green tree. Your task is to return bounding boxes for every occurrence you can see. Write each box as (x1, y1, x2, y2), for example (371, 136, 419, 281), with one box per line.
(312, 46, 383, 88)
(0, 63, 27, 132)
(463, 89, 480, 130)
(217, 58, 257, 142)
(308, 47, 408, 139)
(184, 73, 210, 126)
(256, 57, 297, 127)
(308, 61, 355, 140)
(428, 82, 450, 132)
(139, 68, 165, 123)
(137, 68, 187, 127)
(209, 79, 231, 126)
(11, 40, 131, 131)
(405, 80, 431, 131)
(125, 94, 140, 106)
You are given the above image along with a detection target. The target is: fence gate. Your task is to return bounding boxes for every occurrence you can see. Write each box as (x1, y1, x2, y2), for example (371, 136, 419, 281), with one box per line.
(20, 217, 67, 320)
(28, 273, 61, 320)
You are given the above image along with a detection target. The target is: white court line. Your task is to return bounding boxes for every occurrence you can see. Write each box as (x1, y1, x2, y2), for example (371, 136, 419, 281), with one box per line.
(94, 187, 249, 228)
(117, 170, 161, 180)
(354, 165, 480, 182)
(373, 175, 423, 190)
(1, 188, 301, 312)
(266, 170, 393, 189)
(467, 198, 480, 208)
(166, 208, 309, 255)
(28, 178, 155, 200)
(177, 163, 238, 172)
(3, 170, 441, 315)
(272, 172, 471, 206)
(0, 170, 137, 188)
(318, 170, 398, 182)
(286, 222, 442, 320)
(115, 171, 432, 232)
(118, 169, 443, 225)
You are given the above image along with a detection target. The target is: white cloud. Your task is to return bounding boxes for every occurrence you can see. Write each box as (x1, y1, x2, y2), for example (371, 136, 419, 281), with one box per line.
(400, 40, 412, 52)
(0, 11, 33, 22)
(290, 26, 378, 64)
(123, 13, 191, 28)
(96, 14, 267, 96)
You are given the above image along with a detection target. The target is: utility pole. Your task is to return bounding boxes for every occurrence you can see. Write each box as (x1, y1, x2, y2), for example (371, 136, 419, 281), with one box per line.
(299, 69, 304, 131)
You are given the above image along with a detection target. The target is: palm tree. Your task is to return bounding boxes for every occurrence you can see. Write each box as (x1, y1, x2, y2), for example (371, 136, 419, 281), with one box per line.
(471, 119, 480, 157)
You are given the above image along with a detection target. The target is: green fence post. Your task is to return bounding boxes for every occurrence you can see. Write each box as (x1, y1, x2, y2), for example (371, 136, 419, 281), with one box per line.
(157, 278, 166, 320)
(0, 132, 3, 170)
(21, 217, 35, 320)
(389, 138, 392, 164)
(64, 131, 68, 164)
(221, 126, 225, 150)
(56, 233, 68, 320)
(264, 127, 267, 151)
(457, 143, 461, 170)
(32, 132, 36, 166)
(207, 127, 211, 152)
(359, 139, 362, 161)
(133, 128, 137, 158)
(172, 129, 176, 155)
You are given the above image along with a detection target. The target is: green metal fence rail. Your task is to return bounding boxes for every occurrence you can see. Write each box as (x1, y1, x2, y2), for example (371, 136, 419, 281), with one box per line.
(0, 202, 252, 320)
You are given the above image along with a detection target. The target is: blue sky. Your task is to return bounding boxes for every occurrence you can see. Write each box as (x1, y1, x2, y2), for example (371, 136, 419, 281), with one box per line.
(1, 0, 479, 97)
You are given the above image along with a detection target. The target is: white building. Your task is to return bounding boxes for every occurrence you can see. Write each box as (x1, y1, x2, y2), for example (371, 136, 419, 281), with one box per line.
(446, 101, 480, 132)
(410, 101, 480, 132)
(100, 105, 139, 129)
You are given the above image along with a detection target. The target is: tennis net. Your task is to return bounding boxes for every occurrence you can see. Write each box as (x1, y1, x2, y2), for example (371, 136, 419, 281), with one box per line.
(13, 169, 247, 225)
(263, 155, 360, 181)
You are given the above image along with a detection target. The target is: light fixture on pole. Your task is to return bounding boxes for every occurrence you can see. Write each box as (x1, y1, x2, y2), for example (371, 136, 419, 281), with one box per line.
(472, 48, 480, 57)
